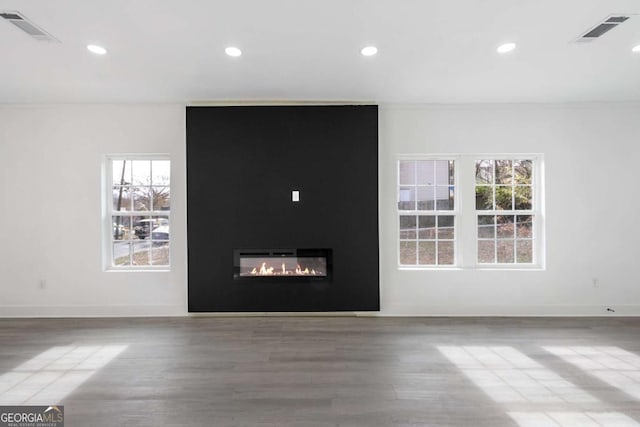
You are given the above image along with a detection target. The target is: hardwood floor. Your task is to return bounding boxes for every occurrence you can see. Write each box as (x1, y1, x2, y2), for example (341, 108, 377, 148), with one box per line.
(1, 317, 640, 426)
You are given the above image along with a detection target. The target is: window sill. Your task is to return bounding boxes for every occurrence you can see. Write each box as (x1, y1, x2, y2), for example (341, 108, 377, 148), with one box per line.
(473, 265, 545, 271)
(104, 267, 171, 273)
(398, 265, 545, 271)
(398, 266, 463, 271)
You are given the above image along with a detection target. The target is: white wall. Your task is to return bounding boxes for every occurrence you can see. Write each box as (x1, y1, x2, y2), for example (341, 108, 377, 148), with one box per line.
(1, 103, 639, 317)
(0, 105, 187, 317)
(379, 103, 640, 316)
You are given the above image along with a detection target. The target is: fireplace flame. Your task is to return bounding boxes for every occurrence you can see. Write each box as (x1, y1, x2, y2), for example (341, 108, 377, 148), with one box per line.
(258, 262, 274, 275)
(248, 261, 323, 276)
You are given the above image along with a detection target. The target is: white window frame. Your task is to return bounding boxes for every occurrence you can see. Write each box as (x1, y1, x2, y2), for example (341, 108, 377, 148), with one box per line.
(397, 155, 460, 269)
(397, 154, 545, 271)
(103, 154, 171, 271)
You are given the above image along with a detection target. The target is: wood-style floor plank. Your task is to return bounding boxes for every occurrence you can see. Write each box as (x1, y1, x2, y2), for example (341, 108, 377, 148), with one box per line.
(1, 317, 639, 426)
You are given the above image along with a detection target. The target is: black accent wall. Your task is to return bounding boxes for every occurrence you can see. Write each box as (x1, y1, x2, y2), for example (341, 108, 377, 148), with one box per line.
(186, 105, 379, 312)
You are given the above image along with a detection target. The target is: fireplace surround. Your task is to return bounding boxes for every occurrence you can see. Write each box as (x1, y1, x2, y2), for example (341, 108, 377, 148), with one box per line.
(186, 105, 379, 312)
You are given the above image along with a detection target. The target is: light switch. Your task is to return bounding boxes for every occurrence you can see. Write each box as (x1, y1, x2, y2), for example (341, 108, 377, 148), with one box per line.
(292, 190, 300, 202)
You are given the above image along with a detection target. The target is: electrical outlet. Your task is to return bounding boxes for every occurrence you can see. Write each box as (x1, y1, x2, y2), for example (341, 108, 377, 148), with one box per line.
(39, 279, 46, 289)
(592, 277, 599, 288)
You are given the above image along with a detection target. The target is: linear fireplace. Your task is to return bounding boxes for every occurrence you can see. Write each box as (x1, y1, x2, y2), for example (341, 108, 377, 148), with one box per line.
(234, 249, 332, 281)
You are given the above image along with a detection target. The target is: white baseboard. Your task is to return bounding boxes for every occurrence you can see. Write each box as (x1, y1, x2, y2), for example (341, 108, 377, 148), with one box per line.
(1, 304, 639, 318)
(0, 304, 187, 318)
(378, 303, 640, 317)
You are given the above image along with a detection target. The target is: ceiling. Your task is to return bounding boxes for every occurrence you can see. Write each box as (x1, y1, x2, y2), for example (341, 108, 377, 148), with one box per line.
(0, 0, 639, 104)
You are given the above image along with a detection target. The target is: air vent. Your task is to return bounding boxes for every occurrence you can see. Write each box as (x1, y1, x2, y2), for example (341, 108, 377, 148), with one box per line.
(575, 14, 632, 43)
(0, 10, 59, 42)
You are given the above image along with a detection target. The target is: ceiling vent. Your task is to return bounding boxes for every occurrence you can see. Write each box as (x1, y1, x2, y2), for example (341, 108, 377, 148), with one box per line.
(0, 10, 59, 42)
(575, 15, 632, 42)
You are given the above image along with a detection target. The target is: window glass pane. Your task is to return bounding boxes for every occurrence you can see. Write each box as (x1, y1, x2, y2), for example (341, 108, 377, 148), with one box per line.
(478, 240, 495, 263)
(400, 216, 417, 239)
(418, 216, 436, 239)
(495, 160, 513, 184)
(497, 240, 515, 263)
(514, 160, 532, 184)
(478, 215, 495, 238)
(516, 215, 533, 238)
(151, 243, 170, 266)
(475, 160, 493, 184)
(398, 187, 415, 210)
(495, 186, 513, 210)
(516, 240, 533, 263)
(132, 160, 151, 185)
(113, 242, 131, 266)
(416, 161, 435, 185)
(150, 216, 170, 241)
(418, 241, 436, 265)
(132, 187, 152, 211)
(449, 161, 455, 185)
(133, 216, 153, 240)
(435, 186, 454, 210)
(152, 160, 171, 186)
(151, 187, 171, 211)
(496, 215, 515, 238)
(416, 186, 435, 210)
(476, 186, 493, 210)
(133, 241, 151, 266)
(435, 160, 452, 185)
(438, 241, 454, 265)
(112, 187, 131, 211)
(134, 216, 169, 241)
(112, 216, 131, 241)
(437, 216, 455, 239)
(514, 186, 532, 210)
(400, 241, 417, 265)
(399, 161, 415, 185)
(112, 160, 131, 186)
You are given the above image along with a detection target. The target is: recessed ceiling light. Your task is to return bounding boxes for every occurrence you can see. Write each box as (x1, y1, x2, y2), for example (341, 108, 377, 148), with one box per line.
(632, 44, 640, 53)
(497, 42, 517, 54)
(87, 44, 107, 55)
(225, 46, 242, 57)
(361, 46, 378, 57)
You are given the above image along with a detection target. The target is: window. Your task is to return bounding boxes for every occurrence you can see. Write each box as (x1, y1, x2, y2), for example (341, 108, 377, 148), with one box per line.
(476, 159, 534, 265)
(106, 157, 171, 269)
(398, 159, 456, 266)
(397, 155, 543, 269)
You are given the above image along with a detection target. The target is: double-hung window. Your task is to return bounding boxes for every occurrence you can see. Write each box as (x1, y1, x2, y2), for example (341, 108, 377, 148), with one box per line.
(475, 159, 536, 265)
(398, 159, 457, 266)
(106, 156, 171, 269)
(397, 155, 543, 269)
